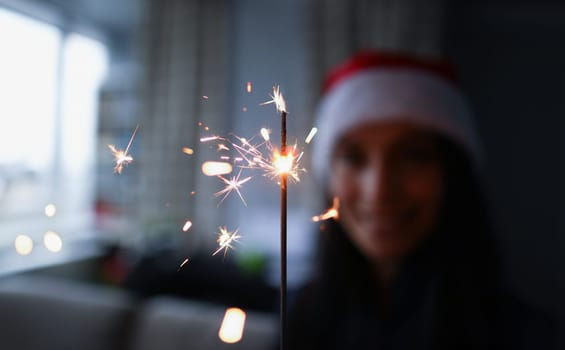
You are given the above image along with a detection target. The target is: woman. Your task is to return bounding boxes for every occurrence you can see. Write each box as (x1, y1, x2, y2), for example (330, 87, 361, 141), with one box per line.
(286, 51, 554, 349)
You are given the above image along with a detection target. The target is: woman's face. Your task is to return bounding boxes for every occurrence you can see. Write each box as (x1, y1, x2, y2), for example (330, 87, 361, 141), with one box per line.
(329, 122, 445, 263)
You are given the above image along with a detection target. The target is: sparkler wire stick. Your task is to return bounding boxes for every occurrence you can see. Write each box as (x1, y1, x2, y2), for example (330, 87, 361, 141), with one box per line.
(280, 108, 287, 350)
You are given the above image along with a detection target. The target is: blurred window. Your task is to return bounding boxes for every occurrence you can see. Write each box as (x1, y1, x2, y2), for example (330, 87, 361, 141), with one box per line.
(0, 8, 108, 251)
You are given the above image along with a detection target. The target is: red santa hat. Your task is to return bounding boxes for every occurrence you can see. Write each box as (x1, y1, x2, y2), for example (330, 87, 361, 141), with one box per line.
(312, 50, 481, 182)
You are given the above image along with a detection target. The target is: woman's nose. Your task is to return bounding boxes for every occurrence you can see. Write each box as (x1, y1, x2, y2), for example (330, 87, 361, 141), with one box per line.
(360, 161, 397, 206)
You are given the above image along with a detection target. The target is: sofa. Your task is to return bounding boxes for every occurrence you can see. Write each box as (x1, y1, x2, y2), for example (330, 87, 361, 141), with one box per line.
(0, 275, 278, 350)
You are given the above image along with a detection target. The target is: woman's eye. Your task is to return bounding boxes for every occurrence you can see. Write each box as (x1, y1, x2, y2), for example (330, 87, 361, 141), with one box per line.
(399, 145, 439, 164)
(336, 148, 366, 168)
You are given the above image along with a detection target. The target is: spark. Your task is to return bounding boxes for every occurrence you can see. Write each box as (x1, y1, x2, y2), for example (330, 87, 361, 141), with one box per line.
(202, 95, 209, 100)
(260, 85, 286, 113)
(182, 147, 194, 155)
(246, 81, 252, 93)
(312, 197, 340, 222)
(218, 144, 230, 151)
(219, 308, 246, 343)
(273, 150, 293, 174)
(227, 132, 305, 183)
(214, 169, 252, 206)
(271, 145, 304, 182)
(108, 125, 139, 174)
(200, 135, 220, 142)
(242, 107, 247, 112)
(178, 258, 189, 271)
(260, 128, 270, 141)
(212, 226, 241, 256)
(202, 161, 233, 176)
(305, 127, 318, 144)
(182, 220, 193, 232)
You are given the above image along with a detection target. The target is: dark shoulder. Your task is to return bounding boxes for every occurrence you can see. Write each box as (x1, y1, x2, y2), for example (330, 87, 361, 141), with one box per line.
(490, 291, 557, 350)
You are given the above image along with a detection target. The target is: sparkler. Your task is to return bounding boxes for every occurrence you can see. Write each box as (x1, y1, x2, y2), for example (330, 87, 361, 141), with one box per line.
(262, 85, 288, 350)
(198, 127, 304, 206)
(108, 125, 139, 174)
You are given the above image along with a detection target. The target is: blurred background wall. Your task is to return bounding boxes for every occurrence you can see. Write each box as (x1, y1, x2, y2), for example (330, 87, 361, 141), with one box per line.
(0, 0, 562, 343)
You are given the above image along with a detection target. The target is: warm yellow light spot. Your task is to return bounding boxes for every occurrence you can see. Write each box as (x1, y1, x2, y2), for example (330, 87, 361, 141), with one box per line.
(305, 127, 318, 144)
(182, 147, 194, 155)
(218, 307, 246, 344)
(246, 81, 252, 93)
(202, 161, 233, 176)
(273, 151, 294, 174)
(44, 231, 62, 253)
(182, 220, 193, 232)
(15, 235, 33, 255)
(260, 128, 270, 141)
(312, 197, 340, 222)
(44, 203, 57, 217)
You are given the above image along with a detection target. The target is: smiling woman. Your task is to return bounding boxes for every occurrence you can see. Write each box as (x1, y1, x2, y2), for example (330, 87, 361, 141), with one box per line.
(329, 123, 445, 277)
(285, 50, 555, 350)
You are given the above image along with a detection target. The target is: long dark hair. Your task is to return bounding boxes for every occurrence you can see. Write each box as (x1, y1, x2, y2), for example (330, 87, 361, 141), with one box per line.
(290, 135, 501, 349)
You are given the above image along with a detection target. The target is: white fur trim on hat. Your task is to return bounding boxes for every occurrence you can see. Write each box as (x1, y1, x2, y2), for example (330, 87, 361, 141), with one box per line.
(312, 69, 481, 182)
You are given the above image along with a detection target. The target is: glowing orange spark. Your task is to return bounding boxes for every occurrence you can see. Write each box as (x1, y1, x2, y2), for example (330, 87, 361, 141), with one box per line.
(260, 85, 286, 113)
(305, 127, 318, 144)
(227, 132, 304, 183)
(273, 150, 293, 174)
(182, 147, 194, 155)
(213, 226, 241, 256)
(108, 125, 139, 174)
(218, 144, 230, 151)
(246, 81, 252, 93)
(215, 169, 252, 206)
(312, 197, 340, 222)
